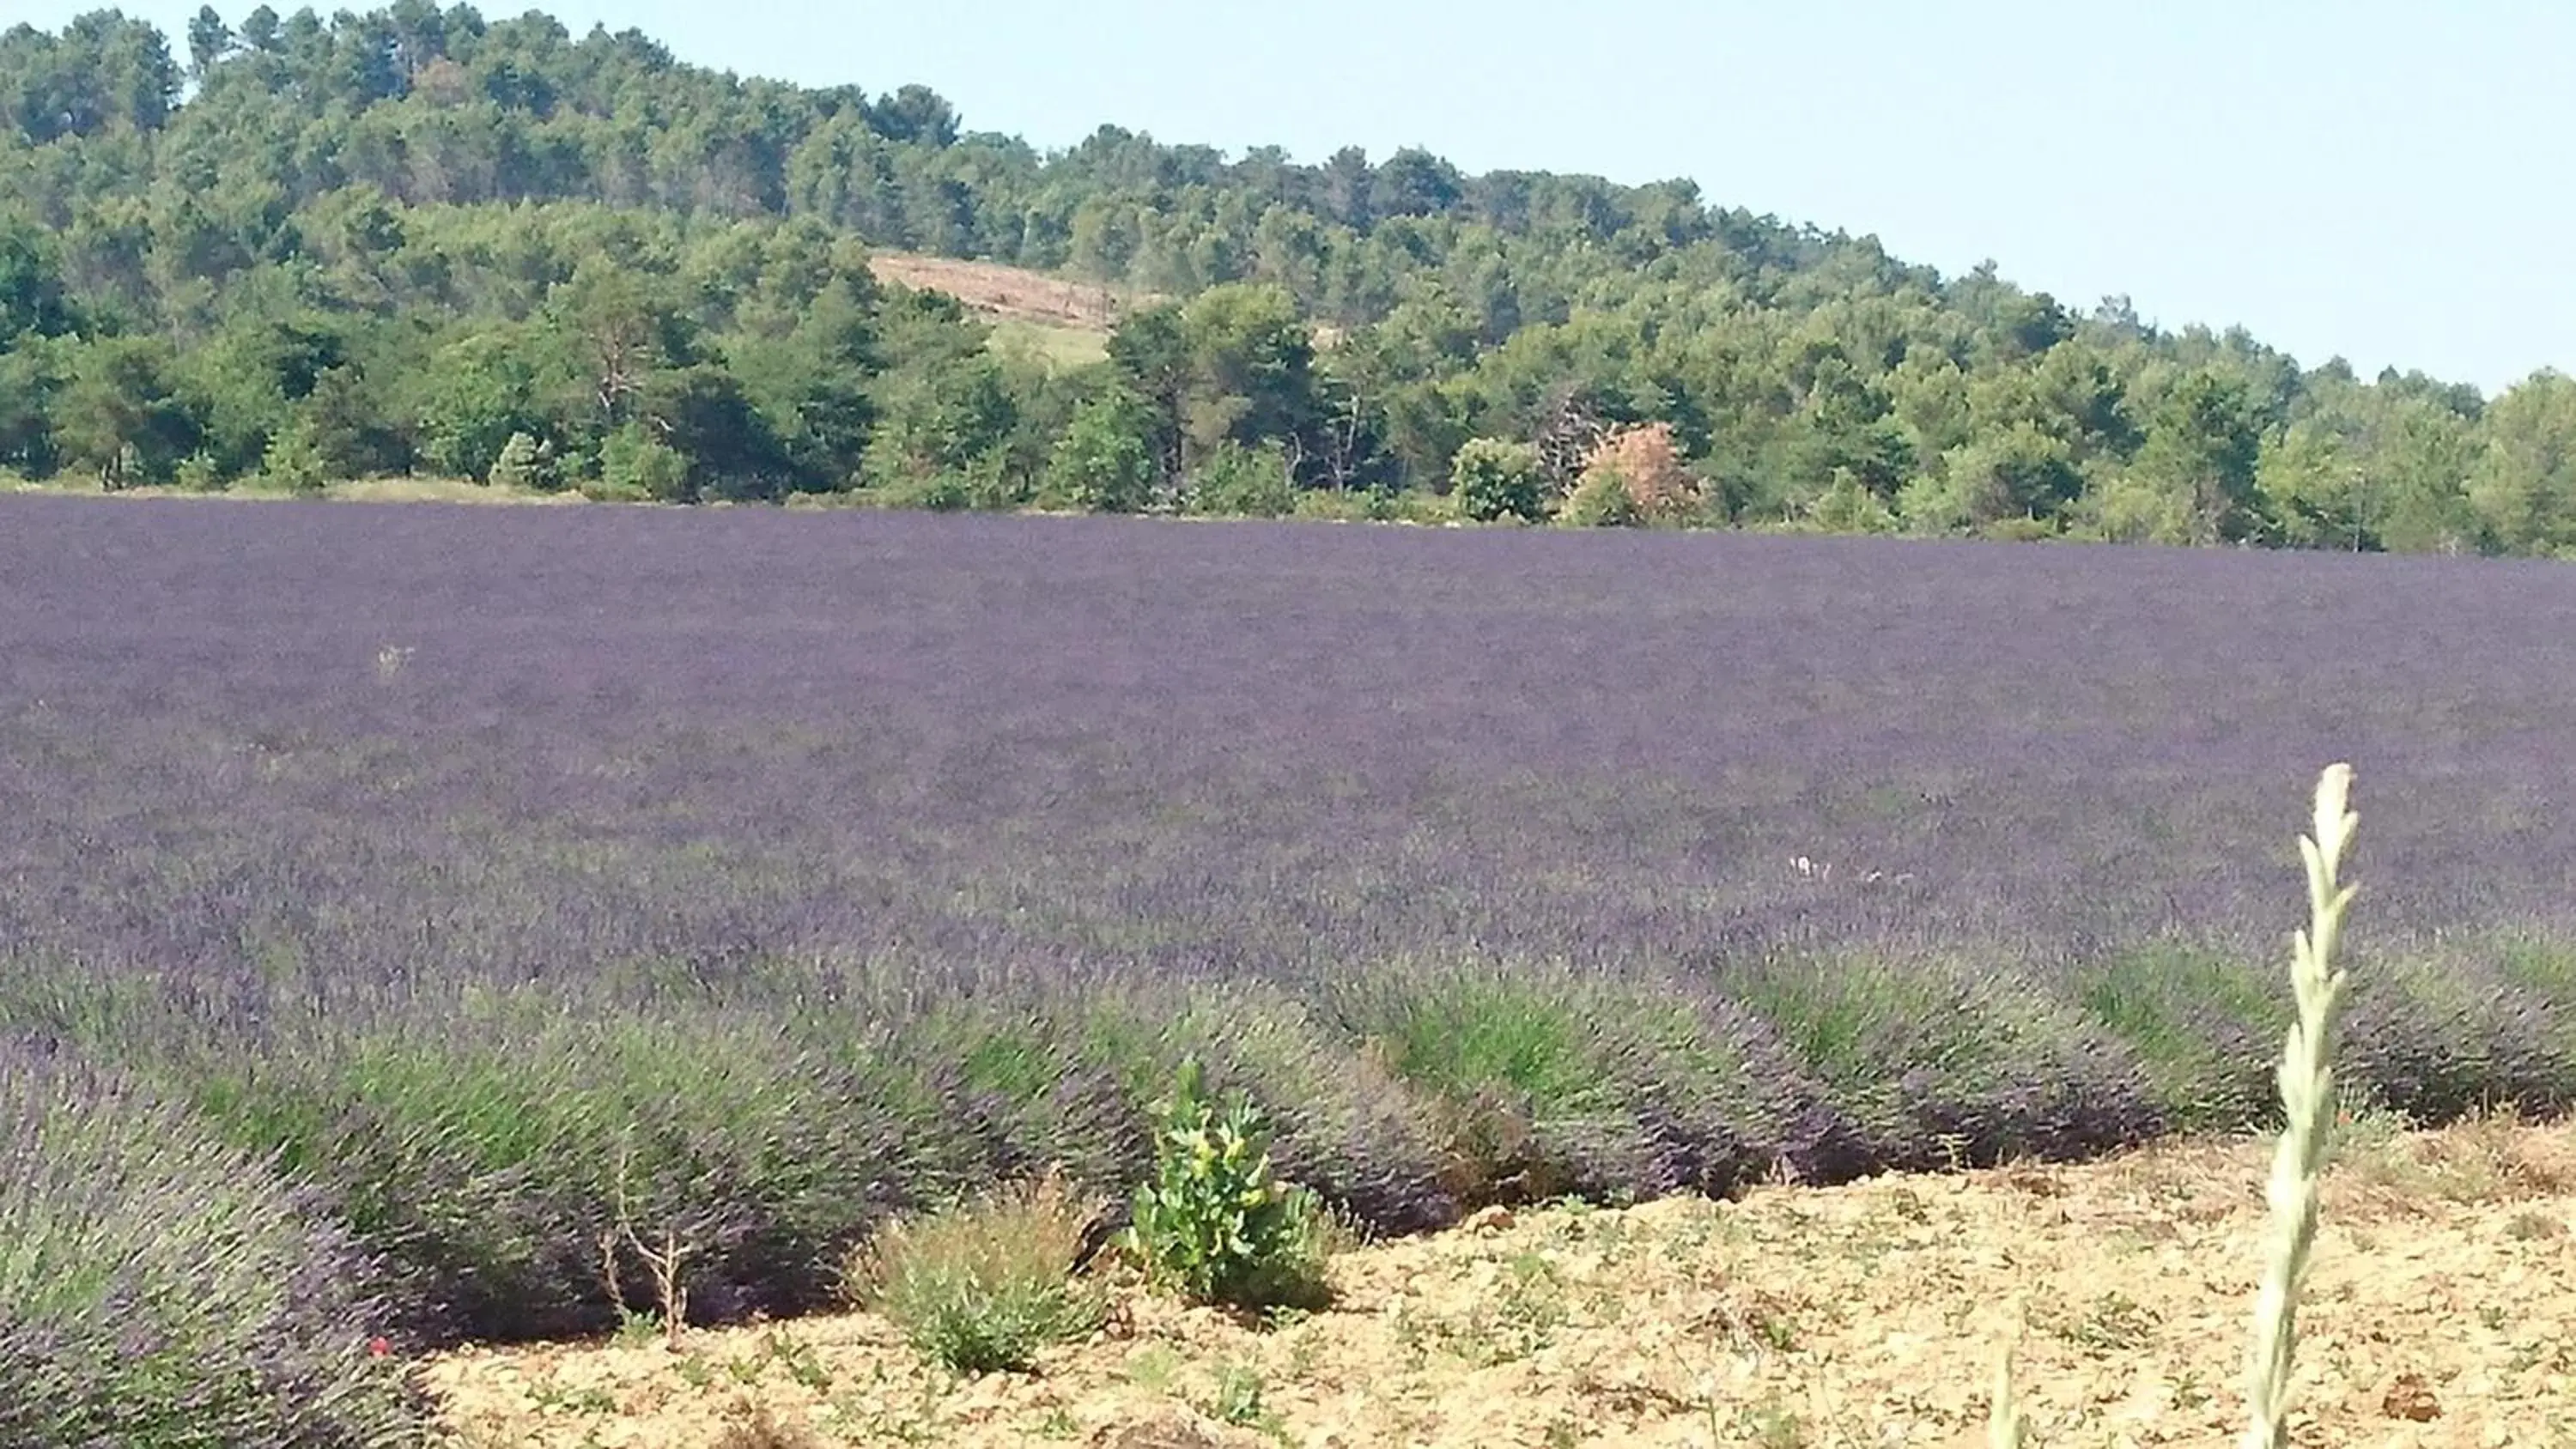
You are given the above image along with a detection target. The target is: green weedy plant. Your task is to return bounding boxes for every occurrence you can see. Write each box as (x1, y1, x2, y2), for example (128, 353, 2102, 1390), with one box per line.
(843, 1169, 1108, 1376)
(1125, 1058, 1332, 1313)
(1988, 762, 2360, 1448)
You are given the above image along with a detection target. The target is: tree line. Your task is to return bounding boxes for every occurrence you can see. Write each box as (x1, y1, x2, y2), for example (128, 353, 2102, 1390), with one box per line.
(3, 5, 2573, 550)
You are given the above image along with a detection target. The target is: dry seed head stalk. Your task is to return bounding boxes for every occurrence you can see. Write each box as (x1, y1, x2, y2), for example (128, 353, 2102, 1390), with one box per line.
(2240, 761, 2358, 1449)
(1988, 1331, 2029, 1447)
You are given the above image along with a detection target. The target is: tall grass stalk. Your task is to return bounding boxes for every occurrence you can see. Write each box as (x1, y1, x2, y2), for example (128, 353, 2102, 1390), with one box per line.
(2239, 761, 2358, 1449)
(1986, 762, 2359, 1449)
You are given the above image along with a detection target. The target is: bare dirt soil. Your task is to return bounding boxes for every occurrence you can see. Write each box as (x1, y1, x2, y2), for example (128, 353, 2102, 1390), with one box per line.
(427, 1114, 2576, 1447)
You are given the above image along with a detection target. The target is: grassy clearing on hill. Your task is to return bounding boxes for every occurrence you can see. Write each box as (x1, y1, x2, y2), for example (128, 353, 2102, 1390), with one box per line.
(989, 315, 1115, 369)
(864, 253, 1138, 333)
(425, 1112, 2576, 1448)
(869, 252, 1123, 368)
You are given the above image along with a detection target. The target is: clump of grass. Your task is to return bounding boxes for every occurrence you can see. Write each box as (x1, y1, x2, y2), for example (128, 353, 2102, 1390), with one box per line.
(1989, 762, 2361, 1448)
(1125, 1058, 1333, 1314)
(843, 1168, 1108, 1375)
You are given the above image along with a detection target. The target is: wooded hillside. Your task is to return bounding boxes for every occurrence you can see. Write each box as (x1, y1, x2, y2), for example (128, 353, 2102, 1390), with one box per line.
(4, 5, 2569, 551)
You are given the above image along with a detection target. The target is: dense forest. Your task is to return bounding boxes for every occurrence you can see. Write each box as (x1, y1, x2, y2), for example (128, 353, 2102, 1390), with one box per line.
(3, 5, 2572, 551)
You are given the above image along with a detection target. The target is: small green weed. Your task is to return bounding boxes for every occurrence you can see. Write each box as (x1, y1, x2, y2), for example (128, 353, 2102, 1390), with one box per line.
(2323, 1082, 2414, 1166)
(707, 1404, 825, 1449)
(1483, 1250, 1570, 1357)
(2048, 1289, 2159, 1355)
(526, 1372, 617, 1416)
(608, 1307, 663, 1348)
(2505, 1210, 2564, 1241)
(1123, 1343, 1182, 1391)
(761, 1328, 835, 1391)
(1736, 1397, 1813, 1447)
(824, 1361, 947, 1445)
(1208, 1361, 1267, 1426)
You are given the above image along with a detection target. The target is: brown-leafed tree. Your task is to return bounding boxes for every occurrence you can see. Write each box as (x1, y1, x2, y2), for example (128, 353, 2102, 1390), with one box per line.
(1577, 421, 1700, 524)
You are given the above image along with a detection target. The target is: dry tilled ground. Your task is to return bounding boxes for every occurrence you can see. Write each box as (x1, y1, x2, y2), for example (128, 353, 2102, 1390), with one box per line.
(429, 1114, 2576, 1448)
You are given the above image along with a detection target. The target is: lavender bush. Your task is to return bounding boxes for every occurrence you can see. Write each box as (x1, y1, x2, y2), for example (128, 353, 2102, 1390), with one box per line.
(7, 496, 2576, 1357)
(0, 1039, 425, 1447)
(175, 991, 942, 1340)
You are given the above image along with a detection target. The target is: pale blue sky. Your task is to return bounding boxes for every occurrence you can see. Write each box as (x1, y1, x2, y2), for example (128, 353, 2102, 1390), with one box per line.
(26, 1, 2573, 392)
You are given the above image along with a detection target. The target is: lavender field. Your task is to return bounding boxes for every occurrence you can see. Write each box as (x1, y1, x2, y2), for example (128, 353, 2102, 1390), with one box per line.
(8, 495, 2576, 1426)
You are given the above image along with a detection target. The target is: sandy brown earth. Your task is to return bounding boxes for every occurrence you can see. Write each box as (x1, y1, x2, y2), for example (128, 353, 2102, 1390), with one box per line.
(426, 1114, 2576, 1447)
